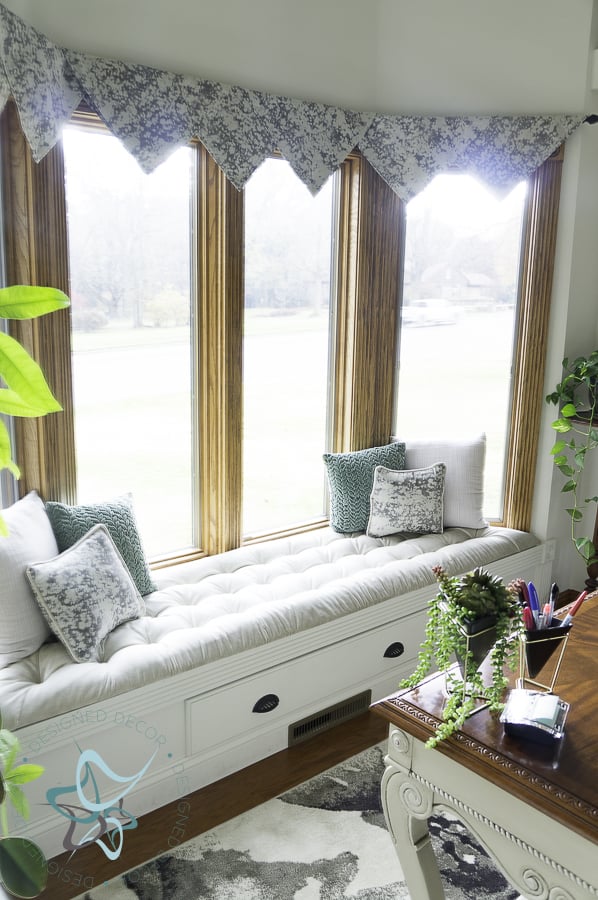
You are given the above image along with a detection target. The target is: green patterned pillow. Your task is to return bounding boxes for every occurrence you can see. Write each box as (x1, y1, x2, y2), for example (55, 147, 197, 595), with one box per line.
(323, 442, 406, 533)
(45, 494, 156, 596)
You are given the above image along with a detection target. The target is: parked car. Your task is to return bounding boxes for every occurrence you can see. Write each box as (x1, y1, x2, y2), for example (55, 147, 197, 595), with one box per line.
(402, 298, 459, 326)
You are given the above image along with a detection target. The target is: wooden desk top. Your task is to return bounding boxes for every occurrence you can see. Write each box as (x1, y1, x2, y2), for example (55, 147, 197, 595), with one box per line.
(373, 594, 598, 844)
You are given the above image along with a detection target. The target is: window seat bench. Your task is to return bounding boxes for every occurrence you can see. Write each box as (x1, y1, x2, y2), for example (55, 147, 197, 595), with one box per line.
(2, 521, 551, 859)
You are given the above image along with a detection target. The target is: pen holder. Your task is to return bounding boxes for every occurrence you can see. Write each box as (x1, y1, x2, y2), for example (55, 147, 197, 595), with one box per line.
(518, 617, 572, 693)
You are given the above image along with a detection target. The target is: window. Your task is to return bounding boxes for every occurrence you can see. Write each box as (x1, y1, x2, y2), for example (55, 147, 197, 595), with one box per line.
(63, 125, 195, 556)
(1, 96, 564, 550)
(396, 174, 527, 520)
(242, 159, 334, 536)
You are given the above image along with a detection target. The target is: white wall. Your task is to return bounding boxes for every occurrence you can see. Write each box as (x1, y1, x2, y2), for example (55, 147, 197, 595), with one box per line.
(2, 0, 594, 114)
(533, 122, 598, 590)
(3, 0, 598, 588)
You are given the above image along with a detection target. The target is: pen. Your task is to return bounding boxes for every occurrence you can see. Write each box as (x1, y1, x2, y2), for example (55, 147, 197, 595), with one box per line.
(561, 590, 588, 627)
(548, 582, 559, 620)
(522, 606, 535, 631)
(527, 582, 540, 625)
(538, 602, 552, 629)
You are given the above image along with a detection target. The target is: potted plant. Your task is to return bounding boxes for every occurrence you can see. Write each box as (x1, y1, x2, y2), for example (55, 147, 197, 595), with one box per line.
(0, 284, 69, 533)
(0, 712, 47, 897)
(400, 565, 522, 747)
(546, 351, 598, 587)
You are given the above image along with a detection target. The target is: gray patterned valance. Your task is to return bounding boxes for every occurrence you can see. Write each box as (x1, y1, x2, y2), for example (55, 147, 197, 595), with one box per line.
(0, 2, 585, 198)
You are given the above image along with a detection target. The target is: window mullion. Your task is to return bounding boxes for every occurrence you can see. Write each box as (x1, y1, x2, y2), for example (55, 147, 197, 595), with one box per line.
(196, 143, 244, 554)
(332, 153, 403, 452)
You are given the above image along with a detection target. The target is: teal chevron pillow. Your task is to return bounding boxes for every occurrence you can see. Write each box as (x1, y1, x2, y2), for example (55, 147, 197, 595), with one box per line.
(45, 494, 156, 596)
(323, 442, 406, 533)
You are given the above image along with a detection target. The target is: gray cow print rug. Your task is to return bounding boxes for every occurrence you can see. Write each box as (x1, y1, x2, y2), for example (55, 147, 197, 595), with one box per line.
(82, 744, 522, 899)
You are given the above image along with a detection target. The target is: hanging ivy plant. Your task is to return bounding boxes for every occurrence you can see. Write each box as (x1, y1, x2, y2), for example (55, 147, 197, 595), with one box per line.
(546, 351, 598, 570)
(400, 566, 522, 747)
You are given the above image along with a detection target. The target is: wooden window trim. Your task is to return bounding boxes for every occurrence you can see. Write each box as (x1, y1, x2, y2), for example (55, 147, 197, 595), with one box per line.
(502, 148, 565, 530)
(0, 100, 76, 503)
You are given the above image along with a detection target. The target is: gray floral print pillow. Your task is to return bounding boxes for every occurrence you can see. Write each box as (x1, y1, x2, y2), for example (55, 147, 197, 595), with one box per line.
(26, 524, 145, 663)
(367, 463, 446, 537)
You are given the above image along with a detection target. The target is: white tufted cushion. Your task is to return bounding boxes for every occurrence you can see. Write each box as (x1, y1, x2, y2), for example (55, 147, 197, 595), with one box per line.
(0, 525, 538, 731)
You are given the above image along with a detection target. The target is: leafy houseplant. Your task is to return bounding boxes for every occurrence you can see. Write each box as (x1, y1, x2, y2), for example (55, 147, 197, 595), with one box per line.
(401, 566, 522, 747)
(546, 351, 598, 582)
(0, 284, 70, 533)
(0, 713, 47, 898)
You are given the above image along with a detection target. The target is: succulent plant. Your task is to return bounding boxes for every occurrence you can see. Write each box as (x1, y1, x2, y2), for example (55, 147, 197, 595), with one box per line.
(440, 567, 514, 618)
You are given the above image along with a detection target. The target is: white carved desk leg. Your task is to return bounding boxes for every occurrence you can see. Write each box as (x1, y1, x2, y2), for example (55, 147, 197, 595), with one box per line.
(380, 727, 445, 900)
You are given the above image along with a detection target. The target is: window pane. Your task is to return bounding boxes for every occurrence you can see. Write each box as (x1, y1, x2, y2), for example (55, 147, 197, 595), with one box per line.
(243, 159, 334, 536)
(63, 127, 194, 556)
(397, 174, 527, 519)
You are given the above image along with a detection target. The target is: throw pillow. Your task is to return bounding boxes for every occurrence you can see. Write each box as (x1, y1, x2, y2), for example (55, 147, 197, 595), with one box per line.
(392, 434, 487, 529)
(45, 493, 156, 595)
(0, 491, 57, 666)
(26, 524, 145, 663)
(323, 442, 406, 533)
(367, 463, 446, 537)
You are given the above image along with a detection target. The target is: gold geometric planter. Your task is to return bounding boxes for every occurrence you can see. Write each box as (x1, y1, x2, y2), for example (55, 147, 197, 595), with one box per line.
(517, 616, 572, 693)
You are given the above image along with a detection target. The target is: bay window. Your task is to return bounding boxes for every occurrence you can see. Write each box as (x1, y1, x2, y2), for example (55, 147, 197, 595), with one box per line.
(0, 97, 563, 556)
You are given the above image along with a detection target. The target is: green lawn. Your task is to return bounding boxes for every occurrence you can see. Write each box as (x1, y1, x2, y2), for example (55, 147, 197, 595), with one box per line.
(72, 308, 515, 555)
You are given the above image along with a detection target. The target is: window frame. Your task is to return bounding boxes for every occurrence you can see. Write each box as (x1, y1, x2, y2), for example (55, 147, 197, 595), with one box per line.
(0, 100, 563, 560)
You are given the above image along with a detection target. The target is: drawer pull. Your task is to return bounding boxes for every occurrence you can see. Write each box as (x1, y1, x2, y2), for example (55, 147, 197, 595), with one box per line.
(252, 693, 280, 714)
(384, 641, 405, 658)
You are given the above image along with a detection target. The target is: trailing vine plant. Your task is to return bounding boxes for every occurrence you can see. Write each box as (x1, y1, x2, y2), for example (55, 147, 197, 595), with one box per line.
(546, 351, 598, 572)
(400, 566, 522, 747)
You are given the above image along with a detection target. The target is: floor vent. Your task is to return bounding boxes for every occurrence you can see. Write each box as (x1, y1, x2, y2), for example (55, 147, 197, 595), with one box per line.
(288, 689, 372, 746)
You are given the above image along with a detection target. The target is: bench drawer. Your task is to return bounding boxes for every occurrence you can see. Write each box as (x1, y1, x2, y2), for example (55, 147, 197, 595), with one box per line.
(185, 609, 424, 755)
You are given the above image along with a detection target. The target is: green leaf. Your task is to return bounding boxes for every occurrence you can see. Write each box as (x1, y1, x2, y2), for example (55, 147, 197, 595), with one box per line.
(585, 495, 598, 504)
(0, 730, 19, 768)
(574, 537, 596, 561)
(566, 507, 583, 521)
(0, 388, 60, 418)
(557, 471, 576, 484)
(0, 285, 69, 319)
(0, 333, 62, 416)
(560, 403, 577, 418)
(4, 764, 44, 787)
(0, 836, 48, 898)
(550, 441, 567, 455)
(0, 419, 19, 478)
(574, 448, 587, 467)
(552, 418, 572, 433)
(5, 783, 29, 820)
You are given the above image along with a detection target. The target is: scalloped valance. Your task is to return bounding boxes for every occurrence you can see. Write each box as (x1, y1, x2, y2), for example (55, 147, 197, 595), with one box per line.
(0, 2, 585, 199)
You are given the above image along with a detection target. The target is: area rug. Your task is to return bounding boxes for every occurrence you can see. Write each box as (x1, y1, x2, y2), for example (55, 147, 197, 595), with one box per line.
(83, 744, 521, 899)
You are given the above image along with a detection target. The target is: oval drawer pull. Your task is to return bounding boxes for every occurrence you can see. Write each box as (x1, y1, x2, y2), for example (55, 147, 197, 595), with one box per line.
(252, 693, 280, 713)
(384, 641, 405, 658)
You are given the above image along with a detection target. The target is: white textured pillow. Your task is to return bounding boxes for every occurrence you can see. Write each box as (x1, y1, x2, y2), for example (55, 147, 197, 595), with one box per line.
(367, 463, 446, 537)
(26, 524, 145, 663)
(0, 491, 56, 666)
(394, 434, 487, 529)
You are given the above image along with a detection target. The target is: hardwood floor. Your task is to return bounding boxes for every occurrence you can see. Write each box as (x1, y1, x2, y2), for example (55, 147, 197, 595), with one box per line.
(42, 711, 388, 899)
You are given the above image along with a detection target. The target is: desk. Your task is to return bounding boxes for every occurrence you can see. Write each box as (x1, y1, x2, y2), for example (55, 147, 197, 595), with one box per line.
(372, 596, 598, 900)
